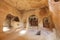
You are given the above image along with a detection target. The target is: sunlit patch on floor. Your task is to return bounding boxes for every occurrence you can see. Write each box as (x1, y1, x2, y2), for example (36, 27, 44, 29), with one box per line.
(3, 27, 10, 32)
(19, 30, 27, 36)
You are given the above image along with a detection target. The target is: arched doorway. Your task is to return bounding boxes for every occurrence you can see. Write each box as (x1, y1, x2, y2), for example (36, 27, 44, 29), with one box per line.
(3, 14, 14, 32)
(43, 17, 50, 28)
(43, 17, 55, 30)
(29, 15, 38, 27)
(26, 15, 39, 35)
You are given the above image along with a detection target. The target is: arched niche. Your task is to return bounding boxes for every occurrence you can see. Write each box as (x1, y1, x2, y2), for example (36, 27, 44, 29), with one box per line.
(43, 16, 55, 31)
(29, 15, 38, 27)
(3, 14, 14, 32)
(43, 17, 50, 28)
(3, 14, 21, 32)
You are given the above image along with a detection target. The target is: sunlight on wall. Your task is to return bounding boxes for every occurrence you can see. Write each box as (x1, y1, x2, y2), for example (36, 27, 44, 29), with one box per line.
(3, 27, 10, 32)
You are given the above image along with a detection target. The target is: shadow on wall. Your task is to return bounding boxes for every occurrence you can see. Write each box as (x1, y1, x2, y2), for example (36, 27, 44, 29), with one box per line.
(54, 0, 60, 2)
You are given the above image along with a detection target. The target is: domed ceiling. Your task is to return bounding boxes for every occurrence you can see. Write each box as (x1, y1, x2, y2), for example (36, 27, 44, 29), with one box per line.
(4, 0, 48, 10)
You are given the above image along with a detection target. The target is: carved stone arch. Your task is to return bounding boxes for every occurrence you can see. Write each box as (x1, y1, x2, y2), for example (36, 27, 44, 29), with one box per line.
(3, 14, 14, 28)
(3, 14, 15, 32)
(29, 15, 38, 26)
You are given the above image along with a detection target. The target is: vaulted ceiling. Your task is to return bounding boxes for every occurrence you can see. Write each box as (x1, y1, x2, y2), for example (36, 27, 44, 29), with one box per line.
(3, 0, 48, 10)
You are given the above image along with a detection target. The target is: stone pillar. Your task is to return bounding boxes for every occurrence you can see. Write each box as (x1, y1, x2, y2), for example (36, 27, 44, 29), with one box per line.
(48, 0, 60, 40)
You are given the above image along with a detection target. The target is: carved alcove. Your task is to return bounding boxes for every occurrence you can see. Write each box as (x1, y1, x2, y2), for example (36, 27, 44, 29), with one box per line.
(43, 16, 55, 30)
(43, 17, 50, 28)
(3, 14, 14, 32)
(29, 15, 38, 27)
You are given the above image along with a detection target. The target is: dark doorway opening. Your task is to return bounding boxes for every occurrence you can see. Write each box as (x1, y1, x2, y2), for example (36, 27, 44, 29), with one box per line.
(29, 15, 38, 26)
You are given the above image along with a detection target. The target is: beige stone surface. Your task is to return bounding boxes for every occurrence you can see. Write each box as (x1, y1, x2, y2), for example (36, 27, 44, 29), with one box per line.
(0, 0, 60, 40)
(4, 0, 48, 10)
